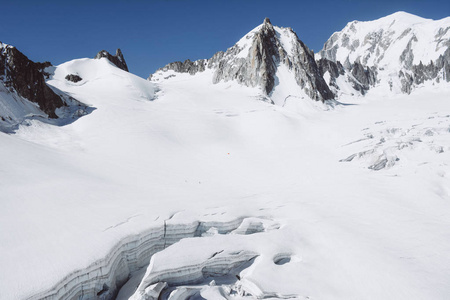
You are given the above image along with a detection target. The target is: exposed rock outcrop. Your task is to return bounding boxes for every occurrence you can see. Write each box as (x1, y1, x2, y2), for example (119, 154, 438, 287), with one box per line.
(351, 60, 377, 88)
(65, 74, 83, 83)
(0, 42, 64, 118)
(211, 17, 279, 96)
(95, 48, 129, 72)
(397, 47, 450, 93)
(317, 58, 377, 95)
(157, 59, 206, 75)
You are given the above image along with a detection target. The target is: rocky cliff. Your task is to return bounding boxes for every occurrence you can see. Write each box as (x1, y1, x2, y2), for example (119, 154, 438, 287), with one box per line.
(0, 42, 64, 119)
(317, 58, 377, 96)
(0, 42, 90, 133)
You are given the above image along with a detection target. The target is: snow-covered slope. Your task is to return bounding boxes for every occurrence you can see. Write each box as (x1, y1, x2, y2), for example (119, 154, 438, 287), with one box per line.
(318, 11, 450, 94)
(1, 12, 450, 300)
(1, 53, 450, 300)
(320, 12, 449, 69)
(0, 42, 90, 132)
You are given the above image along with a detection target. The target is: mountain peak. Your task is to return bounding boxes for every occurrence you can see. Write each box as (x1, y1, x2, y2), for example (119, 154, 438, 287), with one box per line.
(318, 11, 450, 94)
(380, 11, 429, 23)
(215, 20, 334, 101)
(153, 19, 334, 103)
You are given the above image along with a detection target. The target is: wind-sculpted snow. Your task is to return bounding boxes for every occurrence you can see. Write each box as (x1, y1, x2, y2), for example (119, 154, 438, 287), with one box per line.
(26, 216, 279, 300)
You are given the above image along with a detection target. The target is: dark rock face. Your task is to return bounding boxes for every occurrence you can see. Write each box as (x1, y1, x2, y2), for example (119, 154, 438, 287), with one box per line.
(317, 58, 377, 95)
(399, 47, 450, 93)
(0, 43, 64, 118)
(289, 39, 335, 101)
(158, 59, 206, 75)
(317, 58, 345, 91)
(317, 58, 345, 80)
(95, 48, 129, 72)
(351, 61, 377, 87)
(212, 17, 279, 95)
(437, 47, 450, 81)
(65, 74, 83, 83)
(398, 70, 414, 94)
(349, 61, 377, 94)
(210, 18, 334, 101)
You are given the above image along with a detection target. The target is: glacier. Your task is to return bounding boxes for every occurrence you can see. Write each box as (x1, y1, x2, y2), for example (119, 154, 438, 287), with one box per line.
(0, 12, 449, 300)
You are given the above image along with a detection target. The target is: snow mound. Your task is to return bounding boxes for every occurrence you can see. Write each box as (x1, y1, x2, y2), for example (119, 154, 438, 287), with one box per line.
(48, 57, 156, 104)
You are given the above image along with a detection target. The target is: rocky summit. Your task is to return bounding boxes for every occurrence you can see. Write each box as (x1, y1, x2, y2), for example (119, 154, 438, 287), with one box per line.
(151, 18, 334, 102)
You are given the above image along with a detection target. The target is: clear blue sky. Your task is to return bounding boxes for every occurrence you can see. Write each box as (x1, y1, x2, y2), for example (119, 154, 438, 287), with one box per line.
(1, 0, 449, 78)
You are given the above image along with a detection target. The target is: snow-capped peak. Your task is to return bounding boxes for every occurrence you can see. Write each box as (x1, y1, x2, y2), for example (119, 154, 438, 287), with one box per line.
(319, 11, 450, 68)
(318, 11, 450, 94)
(152, 18, 334, 103)
(367, 11, 430, 26)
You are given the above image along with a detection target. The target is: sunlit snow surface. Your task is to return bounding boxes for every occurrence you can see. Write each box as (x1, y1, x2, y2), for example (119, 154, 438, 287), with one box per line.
(321, 12, 450, 68)
(1, 57, 450, 300)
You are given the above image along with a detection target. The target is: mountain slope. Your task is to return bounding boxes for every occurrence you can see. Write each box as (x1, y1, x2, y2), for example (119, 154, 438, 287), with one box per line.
(151, 18, 334, 104)
(318, 11, 450, 93)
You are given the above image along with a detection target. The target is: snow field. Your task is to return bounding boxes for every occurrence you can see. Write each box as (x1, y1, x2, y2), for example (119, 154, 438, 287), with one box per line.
(0, 47, 449, 300)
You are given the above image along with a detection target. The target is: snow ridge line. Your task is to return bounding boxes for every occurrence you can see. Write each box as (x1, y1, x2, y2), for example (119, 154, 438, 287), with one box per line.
(25, 217, 251, 300)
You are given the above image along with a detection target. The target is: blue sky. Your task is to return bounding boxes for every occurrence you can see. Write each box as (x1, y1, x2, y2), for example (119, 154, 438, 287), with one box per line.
(1, 0, 449, 78)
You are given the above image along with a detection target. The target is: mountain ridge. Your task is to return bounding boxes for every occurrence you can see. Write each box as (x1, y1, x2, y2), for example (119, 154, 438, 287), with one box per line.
(1, 11, 449, 134)
(151, 12, 450, 102)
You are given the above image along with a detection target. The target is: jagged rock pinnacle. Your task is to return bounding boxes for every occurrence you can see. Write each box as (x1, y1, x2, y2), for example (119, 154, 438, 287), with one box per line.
(94, 48, 129, 72)
(264, 18, 271, 25)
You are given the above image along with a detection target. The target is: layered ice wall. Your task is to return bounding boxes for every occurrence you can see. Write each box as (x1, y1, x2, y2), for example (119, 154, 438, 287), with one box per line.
(27, 216, 281, 300)
(130, 217, 285, 300)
